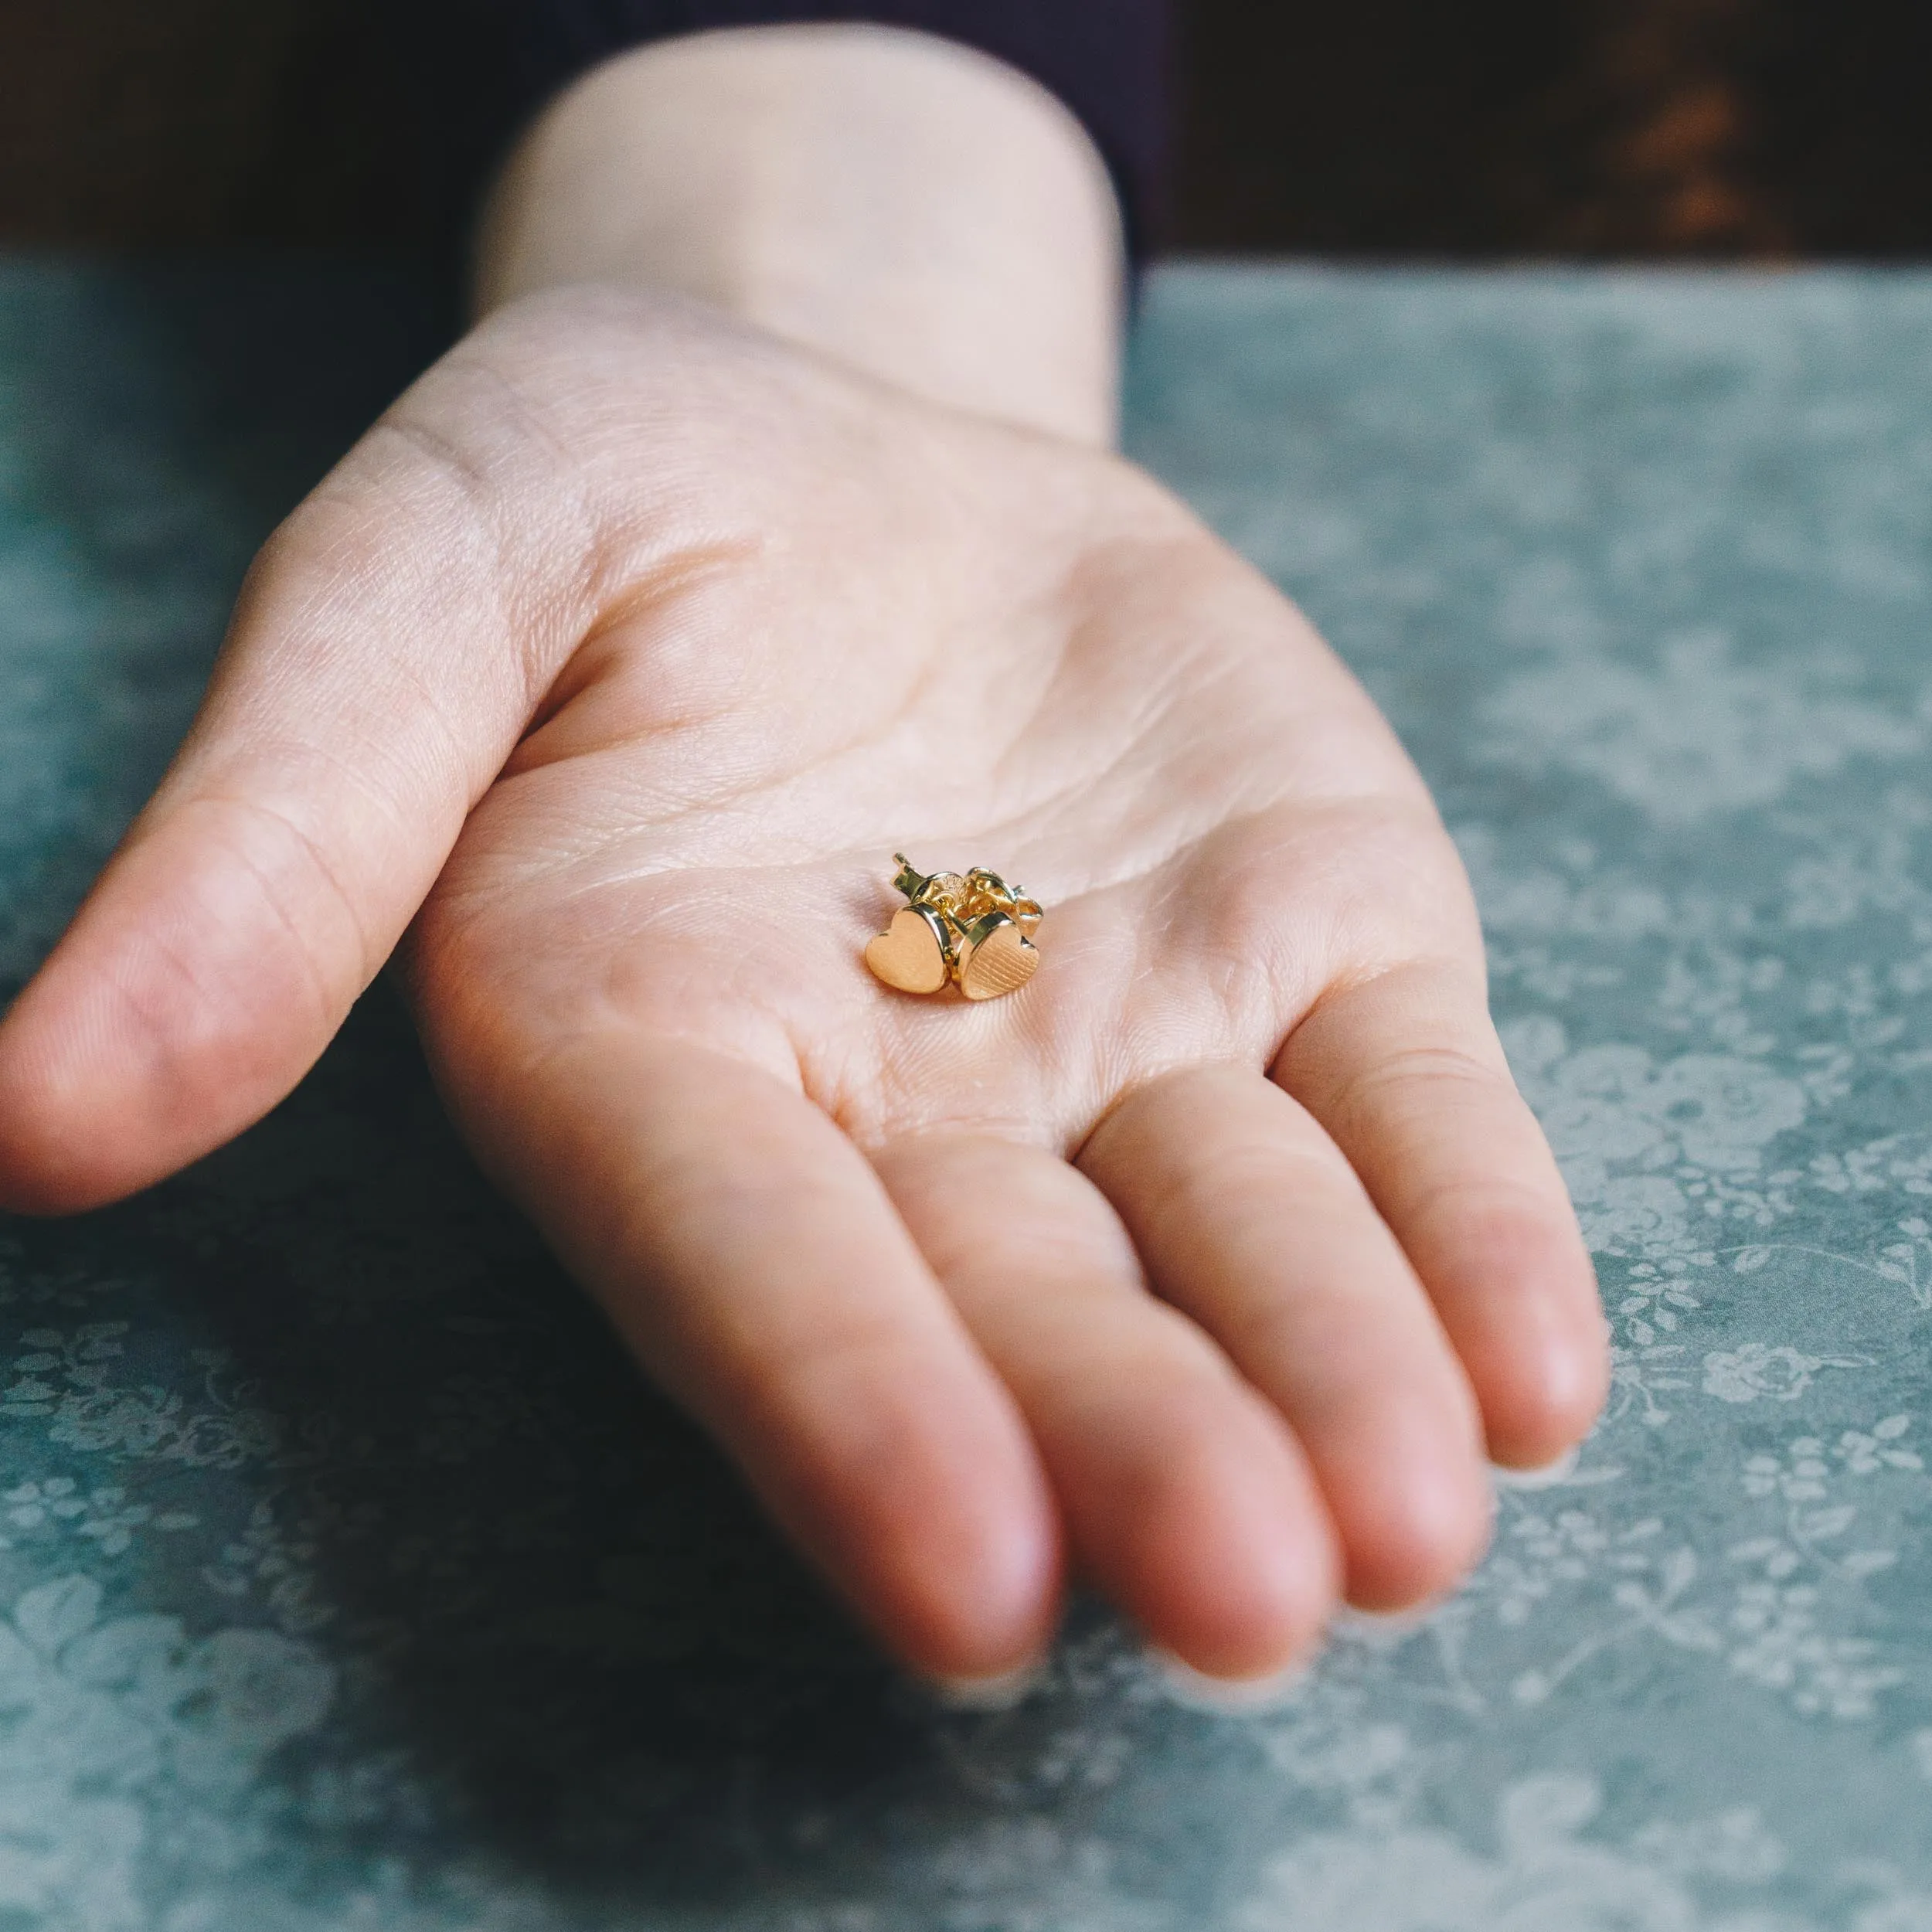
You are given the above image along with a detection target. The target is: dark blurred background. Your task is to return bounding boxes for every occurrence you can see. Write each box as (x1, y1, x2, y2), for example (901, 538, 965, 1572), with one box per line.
(2, 0, 1930, 253)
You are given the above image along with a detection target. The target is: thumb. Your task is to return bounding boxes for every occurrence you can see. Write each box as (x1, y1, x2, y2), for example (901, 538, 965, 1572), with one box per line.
(0, 352, 619, 1213)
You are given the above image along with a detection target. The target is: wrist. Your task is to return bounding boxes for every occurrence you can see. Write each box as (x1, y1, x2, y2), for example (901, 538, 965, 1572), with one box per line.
(472, 24, 1124, 447)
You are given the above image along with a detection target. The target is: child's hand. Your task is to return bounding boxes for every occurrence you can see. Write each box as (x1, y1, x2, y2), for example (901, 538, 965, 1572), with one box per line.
(0, 284, 1606, 1685)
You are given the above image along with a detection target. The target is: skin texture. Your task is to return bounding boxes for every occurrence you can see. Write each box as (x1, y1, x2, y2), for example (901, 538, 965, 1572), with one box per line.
(476, 24, 1124, 444)
(0, 27, 1609, 1686)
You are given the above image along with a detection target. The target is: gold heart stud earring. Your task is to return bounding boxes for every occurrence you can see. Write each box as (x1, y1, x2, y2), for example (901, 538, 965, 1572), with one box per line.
(864, 855, 1043, 1001)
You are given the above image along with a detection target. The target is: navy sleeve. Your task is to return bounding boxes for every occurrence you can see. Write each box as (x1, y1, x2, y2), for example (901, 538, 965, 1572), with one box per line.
(410, 1, 1170, 265)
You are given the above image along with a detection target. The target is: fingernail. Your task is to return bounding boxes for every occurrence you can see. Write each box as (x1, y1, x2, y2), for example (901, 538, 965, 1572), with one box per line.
(925, 1660, 1047, 1712)
(1332, 1601, 1436, 1638)
(1492, 1445, 1579, 1491)
(1149, 1647, 1305, 1715)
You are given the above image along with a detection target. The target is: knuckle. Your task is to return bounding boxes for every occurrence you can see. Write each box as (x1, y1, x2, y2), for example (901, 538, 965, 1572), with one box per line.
(1321, 1030, 1511, 1138)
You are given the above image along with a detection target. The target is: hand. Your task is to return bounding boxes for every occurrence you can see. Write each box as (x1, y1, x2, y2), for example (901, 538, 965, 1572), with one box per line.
(0, 286, 1607, 1685)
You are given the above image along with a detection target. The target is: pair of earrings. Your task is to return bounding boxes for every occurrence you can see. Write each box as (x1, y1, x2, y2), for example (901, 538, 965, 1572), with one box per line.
(864, 855, 1043, 1001)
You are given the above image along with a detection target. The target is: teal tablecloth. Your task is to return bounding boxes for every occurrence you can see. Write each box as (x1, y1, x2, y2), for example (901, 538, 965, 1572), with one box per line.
(4, 260, 1932, 1929)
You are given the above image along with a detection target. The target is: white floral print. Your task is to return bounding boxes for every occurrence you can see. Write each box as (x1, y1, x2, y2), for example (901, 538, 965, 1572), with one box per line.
(1485, 629, 1923, 821)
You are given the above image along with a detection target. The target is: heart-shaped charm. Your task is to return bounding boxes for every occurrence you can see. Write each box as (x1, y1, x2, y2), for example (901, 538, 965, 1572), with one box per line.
(955, 911, 1039, 1002)
(864, 904, 951, 995)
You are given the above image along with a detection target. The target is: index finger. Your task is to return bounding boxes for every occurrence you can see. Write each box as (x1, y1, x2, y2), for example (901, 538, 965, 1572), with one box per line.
(443, 1027, 1063, 1684)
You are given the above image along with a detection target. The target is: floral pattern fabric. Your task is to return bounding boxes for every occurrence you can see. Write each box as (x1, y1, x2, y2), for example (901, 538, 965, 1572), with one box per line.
(2, 259, 1931, 1927)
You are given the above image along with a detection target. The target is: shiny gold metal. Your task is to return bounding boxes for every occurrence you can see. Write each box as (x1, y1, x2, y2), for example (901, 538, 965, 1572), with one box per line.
(955, 910, 1036, 1001)
(863, 903, 953, 995)
(865, 853, 1043, 999)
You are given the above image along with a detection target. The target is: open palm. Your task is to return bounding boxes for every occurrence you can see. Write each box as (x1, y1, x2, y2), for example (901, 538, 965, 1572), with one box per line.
(0, 289, 1607, 1683)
